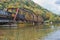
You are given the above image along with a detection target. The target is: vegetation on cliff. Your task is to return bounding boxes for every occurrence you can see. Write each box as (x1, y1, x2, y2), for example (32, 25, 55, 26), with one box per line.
(0, 0, 60, 23)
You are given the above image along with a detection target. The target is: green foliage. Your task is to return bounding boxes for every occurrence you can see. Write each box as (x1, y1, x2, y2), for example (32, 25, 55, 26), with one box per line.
(0, 0, 60, 22)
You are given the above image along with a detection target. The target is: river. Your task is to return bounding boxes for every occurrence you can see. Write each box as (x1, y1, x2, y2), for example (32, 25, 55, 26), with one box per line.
(0, 24, 60, 40)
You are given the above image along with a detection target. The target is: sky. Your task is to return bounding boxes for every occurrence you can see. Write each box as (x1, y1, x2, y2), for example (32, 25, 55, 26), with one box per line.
(32, 0, 60, 15)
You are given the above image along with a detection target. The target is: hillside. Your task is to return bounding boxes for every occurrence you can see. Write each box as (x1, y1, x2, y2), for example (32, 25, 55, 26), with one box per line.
(0, 0, 60, 22)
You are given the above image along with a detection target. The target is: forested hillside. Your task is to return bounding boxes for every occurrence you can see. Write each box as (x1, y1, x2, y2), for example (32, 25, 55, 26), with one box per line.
(0, 0, 60, 23)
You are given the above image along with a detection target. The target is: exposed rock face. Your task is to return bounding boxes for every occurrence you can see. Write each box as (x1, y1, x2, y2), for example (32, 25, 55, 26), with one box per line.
(18, 8, 44, 23)
(0, 0, 55, 23)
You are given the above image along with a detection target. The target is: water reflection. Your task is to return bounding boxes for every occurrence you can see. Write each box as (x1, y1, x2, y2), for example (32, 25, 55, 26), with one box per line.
(0, 24, 59, 40)
(43, 30, 60, 40)
(42, 24, 60, 40)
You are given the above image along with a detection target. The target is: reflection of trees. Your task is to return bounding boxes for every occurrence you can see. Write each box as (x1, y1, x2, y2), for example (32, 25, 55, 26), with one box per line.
(32, 25, 54, 39)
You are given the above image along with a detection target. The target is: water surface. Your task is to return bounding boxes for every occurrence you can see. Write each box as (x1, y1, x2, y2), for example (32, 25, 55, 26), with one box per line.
(0, 24, 60, 40)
